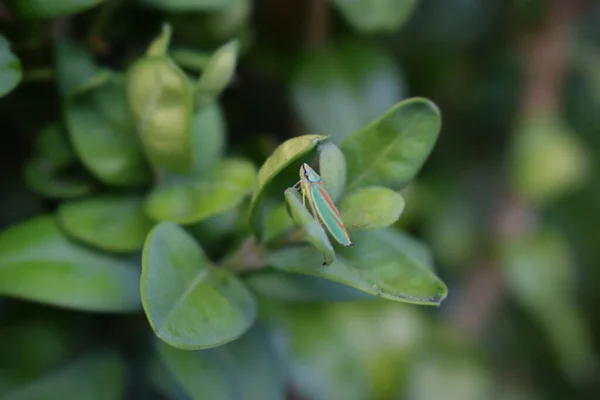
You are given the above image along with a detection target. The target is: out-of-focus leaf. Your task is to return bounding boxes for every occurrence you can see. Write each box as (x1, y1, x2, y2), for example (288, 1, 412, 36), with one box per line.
(332, 0, 419, 33)
(141, 222, 257, 349)
(147, 24, 172, 56)
(205, 0, 251, 40)
(24, 158, 96, 199)
(190, 102, 226, 174)
(196, 40, 239, 108)
(3, 353, 125, 400)
(500, 228, 595, 382)
(0, 216, 141, 312)
(246, 270, 370, 302)
(145, 158, 256, 224)
(268, 228, 447, 305)
(249, 135, 327, 241)
(285, 189, 335, 265)
(339, 186, 405, 231)
(262, 301, 424, 400)
(291, 42, 403, 143)
(140, 0, 240, 11)
(35, 124, 75, 170)
(509, 114, 590, 204)
(14, 0, 104, 19)
(57, 195, 153, 253)
(185, 202, 245, 248)
(54, 38, 98, 97)
(341, 97, 441, 193)
(156, 325, 285, 400)
(126, 56, 194, 173)
(146, 356, 189, 400)
(65, 73, 151, 186)
(405, 335, 493, 400)
(0, 316, 75, 393)
(318, 142, 347, 203)
(0, 35, 22, 97)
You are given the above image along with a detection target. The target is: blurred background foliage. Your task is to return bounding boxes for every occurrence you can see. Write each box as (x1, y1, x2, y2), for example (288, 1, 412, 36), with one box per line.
(1, 0, 600, 399)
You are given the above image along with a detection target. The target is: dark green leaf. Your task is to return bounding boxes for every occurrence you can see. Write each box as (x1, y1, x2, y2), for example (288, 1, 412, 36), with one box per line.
(65, 73, 151, 186)
(24, 158, 96, 199)
(190, 102, 226, 174)
(145, 158, 256, 224)
(3, 353, 125, 400)
(0, 316, 76, 393)
(0, 35, 22, 97)
(249, 134, 327, 241)
(139, 0, 240, 11)
(318, 142, 347, 203)
(156, 325, 285, 400)
(339, 186, 405, 231)
(246, 270, 371, 302)
(0, 216, 141, 312)
(141, 222, 257, 349)
(126, 56, 194, 173)
(291, 42, 403, 143)
(57, 195, 153, 253)
(341, 97, 441, 193)
(196, 39, 239, 108)
(14, 0, 104, 18)
(285, 188, 335, 265)
(53, 38, 98, 97)
(268, 228, 447, 305)
(332, 0, 419, 33)
(35, 124, 75, 170)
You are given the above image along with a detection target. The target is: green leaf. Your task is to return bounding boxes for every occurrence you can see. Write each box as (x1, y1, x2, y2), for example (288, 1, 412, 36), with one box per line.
(246, 270, 371, 302)
(65, 73, 151, 186)
(2, 353, 125, 400)
(126, 56, 194, 173)
(249, 134, 327, 241)
(155, 325, 285, 400)
(285, 189, 335, 265)
(262, 202, 295, 244)
(339, 186, 405, 231)
(147, 24, 172, 56)
(24, 158, 96, 199)
(196, 39, 239, 108)
(318, 142, 347, 203)
(57, 195, 154, 253)
(54, 38, 98, 97)
(509, 114, 590, 204)
(267, 228, 447, 305)
(0, 315, 77, 393)
(0, 35, 22, 97)
(145, 158, 256, 225)
(139, 0, 240, 11)
(141, 222, 257, 349)
(35, 124, 75, 170)
(0, 216, 141, 312)
(14, 0, 104, 18)
(341, 97, 441, 193)
(291, 42, 403, 143)
(332, 0, 419, 33)
(190, 102, 226, 174)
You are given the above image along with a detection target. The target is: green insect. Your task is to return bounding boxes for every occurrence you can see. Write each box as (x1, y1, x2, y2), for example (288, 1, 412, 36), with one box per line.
(294, 163, 353, 247)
